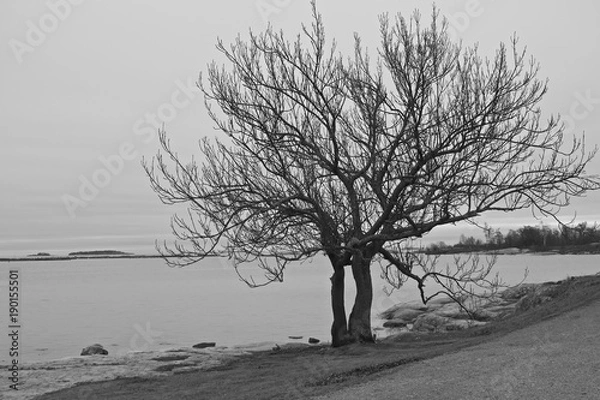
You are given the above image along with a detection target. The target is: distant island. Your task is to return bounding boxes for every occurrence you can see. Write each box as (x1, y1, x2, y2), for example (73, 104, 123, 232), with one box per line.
(27, 252, 52, 257)
(67, 250, 133, 257)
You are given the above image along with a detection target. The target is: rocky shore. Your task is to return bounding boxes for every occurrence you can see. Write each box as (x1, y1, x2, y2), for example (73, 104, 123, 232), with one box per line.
(0, 343, 281, 400)
(379, 281, 566, 334)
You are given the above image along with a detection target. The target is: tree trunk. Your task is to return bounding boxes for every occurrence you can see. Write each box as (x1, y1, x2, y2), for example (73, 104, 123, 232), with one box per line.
(330, 264, 350, 347)
(348, 254, 374, 343)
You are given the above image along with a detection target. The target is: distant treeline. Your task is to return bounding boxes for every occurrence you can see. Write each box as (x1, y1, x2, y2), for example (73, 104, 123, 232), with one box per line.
(427, 222, 600, 253)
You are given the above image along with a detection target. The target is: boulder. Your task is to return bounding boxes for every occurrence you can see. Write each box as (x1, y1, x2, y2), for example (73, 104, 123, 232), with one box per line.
(412, 314, 449, 332)
(432, 303, 465, 319)
(380, 306, 427, 322)
(308, 337, 320, 344)
(81, 344, 108, 356)
(192, 342, 216, 349)
(427, 296, 456, 306)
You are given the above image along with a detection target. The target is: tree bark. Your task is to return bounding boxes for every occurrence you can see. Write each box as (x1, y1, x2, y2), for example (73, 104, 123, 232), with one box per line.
(330, 264, 350, 347)
(348, 253, 374, 343)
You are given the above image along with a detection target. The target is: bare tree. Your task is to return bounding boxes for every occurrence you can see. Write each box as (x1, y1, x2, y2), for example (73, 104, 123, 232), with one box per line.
(144, 4, 600, 346)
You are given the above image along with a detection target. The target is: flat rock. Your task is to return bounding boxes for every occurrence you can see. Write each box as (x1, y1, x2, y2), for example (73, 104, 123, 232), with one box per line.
(154, 361, 198, 372)
(382, 319, 408, 328)
(152, 354, 190, 362)
(192, 342, 216, 349)
(444, 319, 488, 331)
(280, 343, 310, 349)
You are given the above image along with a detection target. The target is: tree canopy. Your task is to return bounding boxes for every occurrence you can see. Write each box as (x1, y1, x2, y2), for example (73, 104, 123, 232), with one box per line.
(145, 3, 600, 346)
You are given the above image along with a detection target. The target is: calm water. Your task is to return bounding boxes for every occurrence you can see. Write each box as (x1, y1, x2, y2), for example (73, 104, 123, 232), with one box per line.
(0, 254, 598, 364)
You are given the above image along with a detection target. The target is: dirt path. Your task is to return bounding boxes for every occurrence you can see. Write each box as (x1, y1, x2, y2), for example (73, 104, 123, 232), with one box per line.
(313, 299, 600, 400)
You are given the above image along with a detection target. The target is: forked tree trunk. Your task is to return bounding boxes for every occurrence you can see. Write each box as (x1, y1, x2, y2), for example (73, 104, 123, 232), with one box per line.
(330, 265, 350, 347)
(348, 254, 374, 343)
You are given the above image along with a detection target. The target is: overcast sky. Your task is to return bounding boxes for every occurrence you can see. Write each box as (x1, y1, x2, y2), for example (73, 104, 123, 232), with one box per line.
(1, 0, 599, 256)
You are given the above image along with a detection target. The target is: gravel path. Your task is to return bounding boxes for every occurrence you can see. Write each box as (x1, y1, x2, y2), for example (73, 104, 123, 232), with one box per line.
(313, 300, 600, 400)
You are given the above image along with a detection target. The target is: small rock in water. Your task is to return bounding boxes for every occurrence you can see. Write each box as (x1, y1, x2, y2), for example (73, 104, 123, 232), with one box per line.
(81, 343, 108, 356)
(288, 336, 303, 340)
(308, 337, 320, 344)
(192, 342, 216, 349)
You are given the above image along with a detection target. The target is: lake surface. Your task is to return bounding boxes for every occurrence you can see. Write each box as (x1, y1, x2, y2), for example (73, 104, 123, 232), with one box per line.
(0, 254, 599, 364)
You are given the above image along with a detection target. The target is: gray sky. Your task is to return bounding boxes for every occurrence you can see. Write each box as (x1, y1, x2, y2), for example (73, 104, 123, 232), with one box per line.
(1, 0, 599, 256)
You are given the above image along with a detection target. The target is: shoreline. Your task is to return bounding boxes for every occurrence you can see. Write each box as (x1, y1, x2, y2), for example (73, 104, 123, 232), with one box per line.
(10, 272, 600, 399)
(1, 341, 311, 400)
